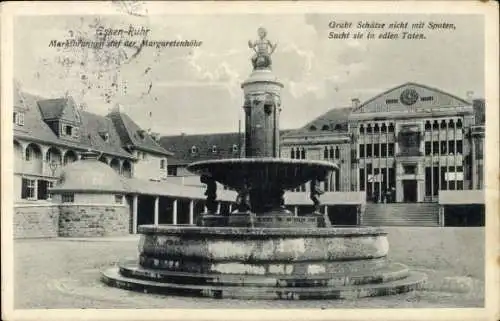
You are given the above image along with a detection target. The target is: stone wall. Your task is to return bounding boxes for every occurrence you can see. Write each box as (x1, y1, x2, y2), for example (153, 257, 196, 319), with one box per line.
(14, 204, 59, 239)
(58, 204, 130, 237)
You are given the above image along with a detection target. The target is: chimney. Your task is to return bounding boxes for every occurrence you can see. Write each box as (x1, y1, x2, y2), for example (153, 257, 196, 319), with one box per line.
(351, 98, 360, 108)
(466, 91, 474, 102)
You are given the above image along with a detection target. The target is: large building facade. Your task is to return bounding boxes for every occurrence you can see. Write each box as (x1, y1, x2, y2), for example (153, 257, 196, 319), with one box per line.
(280, 82, 485, 203)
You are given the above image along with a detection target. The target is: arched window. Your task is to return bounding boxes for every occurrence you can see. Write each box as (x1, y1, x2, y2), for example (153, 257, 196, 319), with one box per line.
(388, 123, 395, 132)
(329, 147, 334, 159)
(309, 125, 317, 131)
(323, 147, 328, 159)
(334, 124, 342, 131)
(381, 123, 387, 133)
(191, 145, 198, 154)
(433, 121, 439, 130)
(440, 120, 447, 129)
(374, 124, 379, 133)
(291, 148, 295, 159)
(335, 146, 340, 159)
(321, 125, 330, 131)
(359, 124, 365, 134)
(300, 148, 306, 159)
(295, 148, 300, 159)
(212, 145, 218, 154)
(366, 124, 372, 133)
(456, 118, 463, 129)
(448, 119, 455, 128)
(425, 121, 431, 131)
(232, 144, 239, 154)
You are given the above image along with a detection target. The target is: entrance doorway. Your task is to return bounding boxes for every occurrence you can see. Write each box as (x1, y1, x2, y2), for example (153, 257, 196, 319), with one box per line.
(402, 180, 417, 202)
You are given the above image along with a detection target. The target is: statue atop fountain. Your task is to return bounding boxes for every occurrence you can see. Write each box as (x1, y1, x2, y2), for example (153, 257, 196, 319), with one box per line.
(248, 27, 278, 70)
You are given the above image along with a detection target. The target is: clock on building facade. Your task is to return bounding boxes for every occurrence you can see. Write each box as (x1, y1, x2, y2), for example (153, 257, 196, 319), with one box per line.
(400, 88, 419, 106)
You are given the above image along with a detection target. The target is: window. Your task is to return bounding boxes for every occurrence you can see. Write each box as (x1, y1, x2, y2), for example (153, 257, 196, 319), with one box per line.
(359, 125, 364, 134)
(21, 178, 36, 199)
(13, 112, 24, 126)
(441, 141, 447, 154)
(115, 195, 123, 204)
(425, 121, 431, 131)
(160, 159, 165, 169)
(433, 141, 439, 155)
(321, 125, 330, 131)
(25, 146, 33, 161)
(388, 143, 394, 157)
(456, 119, 462, 129)
(300, 148, 306, 159)
(359, 144, 365, 158)
(366, 124, 372, 133)
(309, 125, 317, 131)
(374, 124, 379, 133)
(323, 147, 328, 159)
(65, 125, 73, 136)
(374, 144, 379, 157)
(191, 146, 198, 155)
(448, 141, 455, 154)
(212, 145, 218, 154)
(290, 148, 295, 159)
(167, 167, 178, 176)
(457, 140, 463, 154)
(335, 147, 340, 159)
(386, 99, 398, 104)
(432, 121, 439, 130)
(420, 96, 434, 102)
(232, 144, 239, 154)
(381, 144, 387, 157)
(62, 193, 75, 203)
(381, 124, 387, 133)
(329, 147, 334, 159)
(403, 165, 416, 174)
(425, 142, 431, 155)
(388, 123, 395, 133)
(367, 144, 372, 157)
(47, 181, 54, 200)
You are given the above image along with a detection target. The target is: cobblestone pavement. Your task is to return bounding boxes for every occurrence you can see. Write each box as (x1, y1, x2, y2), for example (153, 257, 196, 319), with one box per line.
(14, 227, 485, 309)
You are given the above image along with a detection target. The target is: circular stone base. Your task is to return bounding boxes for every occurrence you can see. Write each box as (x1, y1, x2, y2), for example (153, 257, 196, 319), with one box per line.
(101, 265, 427, 300)
(101, 225, 426, 300)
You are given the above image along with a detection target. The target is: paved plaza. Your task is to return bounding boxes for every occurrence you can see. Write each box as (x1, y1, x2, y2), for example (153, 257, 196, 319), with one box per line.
(14, 227, 484, 309)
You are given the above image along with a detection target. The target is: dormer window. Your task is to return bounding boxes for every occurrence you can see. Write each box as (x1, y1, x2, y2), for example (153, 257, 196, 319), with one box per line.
(65, 125, 73, 136)
(13, 111, 24, 126)
(191, 146, 198, 155)
(212, 145, 218, 154)
(232, 144, 239, 154)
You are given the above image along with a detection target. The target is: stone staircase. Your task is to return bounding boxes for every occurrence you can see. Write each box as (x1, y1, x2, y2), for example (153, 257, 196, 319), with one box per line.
(361, 203, 440, 227)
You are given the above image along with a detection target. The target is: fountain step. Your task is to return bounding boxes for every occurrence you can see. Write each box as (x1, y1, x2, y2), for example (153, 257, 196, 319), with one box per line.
(138, 255, 390, 275)
(118, 262, 410, 287)
(101, 267, 427, 300)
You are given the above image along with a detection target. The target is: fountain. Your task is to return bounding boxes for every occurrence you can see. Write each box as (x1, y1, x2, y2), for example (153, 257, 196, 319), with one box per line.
(101, 28, 426, 300)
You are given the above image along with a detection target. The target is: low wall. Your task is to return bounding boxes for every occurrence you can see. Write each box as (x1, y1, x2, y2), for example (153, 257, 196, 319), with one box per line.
(58, 204, 130, 237)
(14, 203, 59, 239)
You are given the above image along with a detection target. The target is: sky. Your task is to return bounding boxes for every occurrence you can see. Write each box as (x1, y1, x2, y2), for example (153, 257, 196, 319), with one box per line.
(14, 13, 484, 136)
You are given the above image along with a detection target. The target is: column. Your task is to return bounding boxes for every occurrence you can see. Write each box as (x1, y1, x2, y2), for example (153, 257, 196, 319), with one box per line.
(294, 206, 298, 217)
(217, 202, 221, 214)
(229, 203, 233, 213)
(323, 205, 328, 215)
(189, 200, 194, 225)
(132, 195, 138, 234)
(438, 205, 445, 227)
(154, 196, 159, 225)
(172, 199, 178, 225)
(471, 137, 476, 189)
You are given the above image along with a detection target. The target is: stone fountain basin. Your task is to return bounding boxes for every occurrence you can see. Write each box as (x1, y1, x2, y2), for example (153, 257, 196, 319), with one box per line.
(137, 225, 389, 272)
(186, 158, 338, 191)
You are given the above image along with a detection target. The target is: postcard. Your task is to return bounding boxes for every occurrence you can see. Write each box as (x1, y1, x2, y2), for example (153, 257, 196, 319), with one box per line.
(1, 1, 498, 321)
